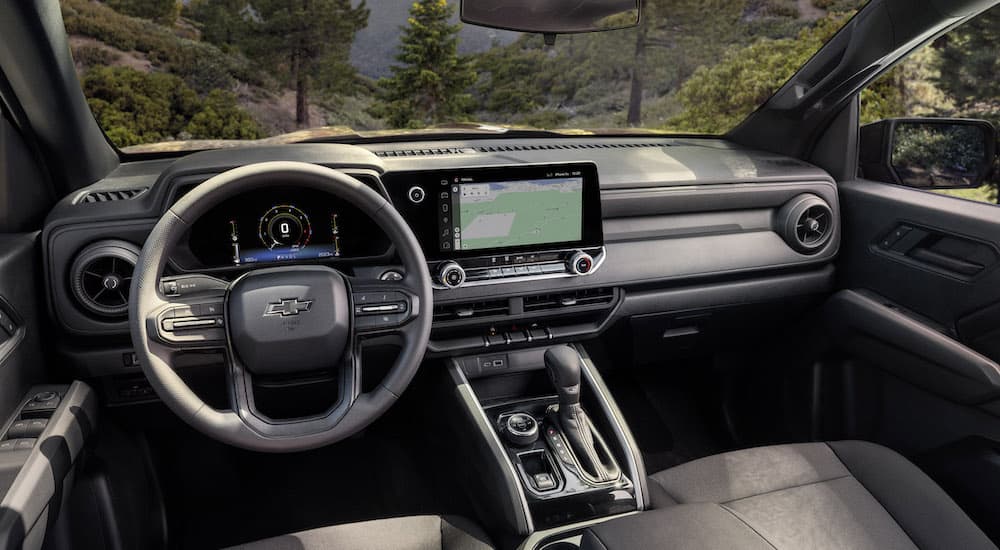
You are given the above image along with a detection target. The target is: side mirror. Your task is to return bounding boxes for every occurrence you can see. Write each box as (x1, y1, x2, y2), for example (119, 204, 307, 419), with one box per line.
(860, 118, 997, 189)
(460, 0, 640, 36)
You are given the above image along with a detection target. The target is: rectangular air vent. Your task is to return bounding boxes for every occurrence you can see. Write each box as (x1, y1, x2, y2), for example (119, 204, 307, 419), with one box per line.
(433, 299, 510, 322)
(375, 147, 477, 158)
(77, 188, 148, 204)
(523, 288, 615, 313)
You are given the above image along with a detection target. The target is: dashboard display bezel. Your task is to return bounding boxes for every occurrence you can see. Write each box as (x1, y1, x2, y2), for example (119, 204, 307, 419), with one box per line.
(386, 162, 603, 261)
(180, 185, 392, 270)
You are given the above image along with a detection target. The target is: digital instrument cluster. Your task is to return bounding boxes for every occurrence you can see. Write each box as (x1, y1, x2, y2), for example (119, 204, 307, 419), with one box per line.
(185, 187, 390, 268)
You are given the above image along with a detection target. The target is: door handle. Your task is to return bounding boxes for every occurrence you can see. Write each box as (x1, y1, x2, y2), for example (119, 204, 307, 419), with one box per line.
(909, 247, 984, 276)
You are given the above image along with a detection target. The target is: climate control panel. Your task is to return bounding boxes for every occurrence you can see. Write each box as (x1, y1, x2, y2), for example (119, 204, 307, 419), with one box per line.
(431, 247, 604, 289)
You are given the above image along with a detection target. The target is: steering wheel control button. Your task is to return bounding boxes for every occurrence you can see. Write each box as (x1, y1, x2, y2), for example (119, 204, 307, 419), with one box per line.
(357, 303, 405, 314)
(438, 261, 466, 288)
(379, 270, 404, 281)
(198, 302, 224, 316)
(355, 312, 407, 330)
(160, 275, 228, 298)
(408, 186, 426, 204)
(504, 412, 539, 446)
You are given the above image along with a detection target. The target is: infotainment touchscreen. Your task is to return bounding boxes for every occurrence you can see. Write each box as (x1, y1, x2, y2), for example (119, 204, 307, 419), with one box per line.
(386, 162, 603, 261)
(446, 176, 584, 252)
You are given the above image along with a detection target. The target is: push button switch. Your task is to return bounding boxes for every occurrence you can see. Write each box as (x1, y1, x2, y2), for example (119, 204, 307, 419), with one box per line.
(23, 394, 60, 414)
(7, 418, 47, 439)
(532, 473, 557, 491)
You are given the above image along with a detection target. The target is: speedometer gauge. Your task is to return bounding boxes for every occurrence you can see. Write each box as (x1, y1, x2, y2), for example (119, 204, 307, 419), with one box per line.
(259, 205, 312, 250)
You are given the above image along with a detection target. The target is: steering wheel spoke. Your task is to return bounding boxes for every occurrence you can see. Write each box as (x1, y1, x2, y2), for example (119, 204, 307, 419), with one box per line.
(348, 275, 422, 337)
(146, 284, 229, 353)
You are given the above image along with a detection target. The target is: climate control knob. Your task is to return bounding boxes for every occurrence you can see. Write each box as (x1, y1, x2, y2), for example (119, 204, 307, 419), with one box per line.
(568, 251, 595, 275)
(437, 261, 466, 288)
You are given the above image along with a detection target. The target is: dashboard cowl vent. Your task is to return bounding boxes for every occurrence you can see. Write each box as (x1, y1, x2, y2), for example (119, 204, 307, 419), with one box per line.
(524, 288, 615, 313)
(776, 194, 834, 255)
(77, 188, 148, 204)
(375, 147, 477, 158)
(433, 299, 510, 322)
(70, 240, 141, 318)
(476, 142, 666, 153)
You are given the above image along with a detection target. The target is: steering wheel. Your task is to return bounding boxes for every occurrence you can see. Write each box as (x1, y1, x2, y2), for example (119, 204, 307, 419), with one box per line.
(129, 162, 433, 452)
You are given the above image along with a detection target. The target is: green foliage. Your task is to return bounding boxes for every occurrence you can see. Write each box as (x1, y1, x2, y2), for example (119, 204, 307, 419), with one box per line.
(371, 0, 476, 128)
(184, 0, 249, 48)
(933, 5, 1000, 124)
(892, 123, 988, 187)
(667, 12, 903, 133)
(185, 89, 266, 140)
(82, 66, 263, 146)
(62, 0, 262, 89)
(813, 0, 868, 10)
(935, 185, 998, 204)
(107, 0, 181, 25)
(247, 0, 369, 126)
(746, 0, 800, 18)
(72, 44, 121, 68)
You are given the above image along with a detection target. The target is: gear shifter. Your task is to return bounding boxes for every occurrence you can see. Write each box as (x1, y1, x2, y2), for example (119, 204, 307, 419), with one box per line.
(544, 346, 620, 484)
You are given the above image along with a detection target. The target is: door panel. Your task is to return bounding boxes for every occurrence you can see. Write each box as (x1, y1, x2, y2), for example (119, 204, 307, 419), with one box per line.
(0, 233, 47, 416)
(839, 179, 1000, 354)
(836, 178, 1000, 543)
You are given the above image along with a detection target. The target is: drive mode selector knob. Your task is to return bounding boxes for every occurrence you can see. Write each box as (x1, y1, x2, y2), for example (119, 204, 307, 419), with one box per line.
(504, 412, 539, 447)
(569, 251, 595, 275)
(438, 261, 466, 288)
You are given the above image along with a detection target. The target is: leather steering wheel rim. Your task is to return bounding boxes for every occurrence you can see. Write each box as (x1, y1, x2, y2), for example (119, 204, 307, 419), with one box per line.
(129, 161, 433, 452)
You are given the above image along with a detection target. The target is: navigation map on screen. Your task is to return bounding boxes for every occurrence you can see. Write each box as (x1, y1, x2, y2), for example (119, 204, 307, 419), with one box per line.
(452, 177, 584, 251)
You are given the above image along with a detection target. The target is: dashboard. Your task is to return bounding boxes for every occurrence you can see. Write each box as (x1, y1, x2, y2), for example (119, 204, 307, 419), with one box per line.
(41, 138, 840, 380)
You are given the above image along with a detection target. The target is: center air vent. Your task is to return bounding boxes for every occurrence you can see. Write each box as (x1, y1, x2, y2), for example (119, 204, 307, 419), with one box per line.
(70, 240, 141, 318)
(776, 194, 834, 254)
(433, 299, 510, 322)
(523, 288, 616, 312)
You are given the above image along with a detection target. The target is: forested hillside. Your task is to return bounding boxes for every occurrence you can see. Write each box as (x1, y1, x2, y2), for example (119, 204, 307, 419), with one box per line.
(62, 0, 998, 153)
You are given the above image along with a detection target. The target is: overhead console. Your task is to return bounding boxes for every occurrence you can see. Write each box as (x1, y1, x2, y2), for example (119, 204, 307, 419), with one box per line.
(384, 163, 605, 289)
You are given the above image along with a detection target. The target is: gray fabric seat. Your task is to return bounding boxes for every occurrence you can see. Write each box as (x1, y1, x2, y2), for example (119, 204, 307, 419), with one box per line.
(226, 515, 493, 550)
(582, 441, 998, 550)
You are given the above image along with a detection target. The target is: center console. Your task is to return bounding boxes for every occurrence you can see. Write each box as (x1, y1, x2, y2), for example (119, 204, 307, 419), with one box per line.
(446, 343, 647, 547)
(386, 163, 605, 289)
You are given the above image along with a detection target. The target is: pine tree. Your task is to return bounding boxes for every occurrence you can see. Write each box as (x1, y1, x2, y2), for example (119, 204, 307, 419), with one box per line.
(251, 0, 369, 128)
(372, 0, 476, 128)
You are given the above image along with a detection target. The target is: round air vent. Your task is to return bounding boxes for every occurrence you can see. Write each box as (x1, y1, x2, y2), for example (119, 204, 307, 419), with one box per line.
(70, 240, 141, 318)
(776, 194, 834, 254)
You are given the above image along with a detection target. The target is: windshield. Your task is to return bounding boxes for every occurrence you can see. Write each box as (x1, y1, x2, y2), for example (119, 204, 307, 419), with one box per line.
(62, 0, 869, 153)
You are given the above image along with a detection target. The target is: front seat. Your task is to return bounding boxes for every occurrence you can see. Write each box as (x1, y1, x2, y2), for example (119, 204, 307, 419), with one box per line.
(582, 441, 997, 550)
(227, 515, 493, 550)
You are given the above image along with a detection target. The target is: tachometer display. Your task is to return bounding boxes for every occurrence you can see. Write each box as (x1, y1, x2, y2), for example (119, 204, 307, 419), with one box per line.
(185, 186, 392, 268)
(259, 205, 312, 250)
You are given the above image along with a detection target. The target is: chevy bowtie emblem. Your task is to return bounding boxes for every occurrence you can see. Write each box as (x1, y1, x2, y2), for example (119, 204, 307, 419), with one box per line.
(263, 298, 313, 317)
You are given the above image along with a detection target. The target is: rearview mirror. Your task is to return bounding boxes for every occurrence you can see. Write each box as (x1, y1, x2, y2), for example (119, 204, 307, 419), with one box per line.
(460, 0, 640, 35)
(860, 118, 997, 189)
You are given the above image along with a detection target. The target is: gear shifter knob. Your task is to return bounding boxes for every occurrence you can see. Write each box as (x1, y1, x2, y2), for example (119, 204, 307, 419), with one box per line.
(544, 345, 582, 408)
